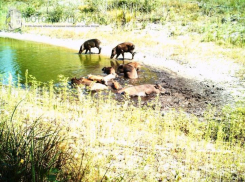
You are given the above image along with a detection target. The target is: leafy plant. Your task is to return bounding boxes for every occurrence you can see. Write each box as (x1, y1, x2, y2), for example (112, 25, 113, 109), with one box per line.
(47, 5, 63, 23)
(23, 6, 36, 18)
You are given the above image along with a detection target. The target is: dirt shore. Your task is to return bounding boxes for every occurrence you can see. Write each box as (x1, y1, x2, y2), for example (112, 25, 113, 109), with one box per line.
(0, 27, 244, 116)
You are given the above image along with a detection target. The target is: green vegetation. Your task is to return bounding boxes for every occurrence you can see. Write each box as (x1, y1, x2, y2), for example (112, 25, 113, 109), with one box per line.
(1, 0, 245, 47)
(1, 0, 245, 181)
(0, 73, 245, 181)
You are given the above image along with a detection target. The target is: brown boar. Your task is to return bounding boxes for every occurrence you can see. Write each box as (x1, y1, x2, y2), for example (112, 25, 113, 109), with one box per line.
(112, 80, 122, 90)
(78, 39, 102, 54)
(102, 67, 116, 74)
(117, 64, 138, 79)
(87, 74, 104, 83)
(110, 42, 136, 63)
(71, 77, 94, 86)
(117, 84, 163, 96)
(126, 62, 141, 71)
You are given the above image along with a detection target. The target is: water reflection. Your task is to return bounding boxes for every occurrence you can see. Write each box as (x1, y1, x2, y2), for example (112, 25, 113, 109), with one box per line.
(0, 38, 157, 86)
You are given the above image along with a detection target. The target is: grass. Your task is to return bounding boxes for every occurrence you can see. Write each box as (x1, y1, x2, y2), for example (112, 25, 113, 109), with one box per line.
(1, 0, 245, 180)
(1, 0, 245, 47)
(0, 73, 245, 181)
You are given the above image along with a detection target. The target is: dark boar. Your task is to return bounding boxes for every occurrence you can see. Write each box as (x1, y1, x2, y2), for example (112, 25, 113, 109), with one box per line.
(110, 42, 136, 63)
(117, 84, 163, 96)
(117, 64, 138, 79)
(102, 67, 116, 74)
(78, 39, 102, 54)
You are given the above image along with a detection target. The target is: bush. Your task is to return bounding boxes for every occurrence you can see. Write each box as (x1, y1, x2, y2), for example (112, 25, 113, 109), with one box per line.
(0, 107, 68, 181)
(23, 6, 36, 18)
(78, 5, 97, 13)
(47, 6, 63, 23)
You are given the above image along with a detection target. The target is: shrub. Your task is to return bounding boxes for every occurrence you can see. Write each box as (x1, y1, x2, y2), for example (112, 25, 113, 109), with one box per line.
(47, 6, 63, 23)
(23, 6, 36, 18)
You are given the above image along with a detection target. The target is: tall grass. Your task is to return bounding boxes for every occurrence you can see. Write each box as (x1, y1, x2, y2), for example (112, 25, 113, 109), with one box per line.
(0, 73, 245, 181)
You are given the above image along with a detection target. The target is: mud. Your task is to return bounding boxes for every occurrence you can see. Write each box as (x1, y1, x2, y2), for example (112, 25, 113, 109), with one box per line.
(90, 66, 229, 117)
(112, 67, 230, 117)
(153, 69, 227, 116)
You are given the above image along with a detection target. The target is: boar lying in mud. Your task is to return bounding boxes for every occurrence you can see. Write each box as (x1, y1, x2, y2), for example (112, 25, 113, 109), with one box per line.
(88, 73, 117, 85)
(102, 67, 116, 74)
(71, 77, 94, 86)
(117, 64, 138, 79)
(111, 80, 122, 90)
(103, 73, 118, 83)
(89, 83, 108, 91)
(110, 42, 136, 63)
(87, 74, 104, 83)
(126, 62, 141, 71)
(78, 39, 102, 54)
(71, 77, 107, 91)
(117, 84, 163, 97)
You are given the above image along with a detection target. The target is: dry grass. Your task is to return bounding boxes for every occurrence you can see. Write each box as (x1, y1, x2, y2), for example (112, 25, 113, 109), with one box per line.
(1, 74, 245, 181)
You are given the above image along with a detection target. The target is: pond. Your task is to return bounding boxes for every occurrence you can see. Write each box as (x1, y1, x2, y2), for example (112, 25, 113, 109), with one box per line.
(0, 37, 157, 86)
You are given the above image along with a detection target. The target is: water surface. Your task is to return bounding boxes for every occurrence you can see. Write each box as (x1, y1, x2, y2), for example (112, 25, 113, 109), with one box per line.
(0, 38, 157, 85)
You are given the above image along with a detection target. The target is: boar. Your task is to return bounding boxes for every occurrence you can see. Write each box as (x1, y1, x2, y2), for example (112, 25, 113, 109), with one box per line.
(117, 84, 163, 96)
(126, 62, 141, 71)
(71, 77, 107, 91)
(89, 83, 108, 91)
(87, 74, 104, 83)
(117, 64, 138, 79)
(102, 67, 116, 74)
(71, 77, 94, 86)
(103, 73, 118, 80)
(112, 80, 122, 90)
(78, 39, 102, 54)
(110, 42, 136, 63)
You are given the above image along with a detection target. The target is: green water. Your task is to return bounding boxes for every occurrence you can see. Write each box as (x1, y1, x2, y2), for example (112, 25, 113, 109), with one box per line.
(0, 37, 157, 85)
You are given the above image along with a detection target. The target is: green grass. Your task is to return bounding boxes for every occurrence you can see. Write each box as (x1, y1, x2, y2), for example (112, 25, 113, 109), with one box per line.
(1, 0, 245, 47)
(0, 73, 245, 181)
(1, 0, 245, 180)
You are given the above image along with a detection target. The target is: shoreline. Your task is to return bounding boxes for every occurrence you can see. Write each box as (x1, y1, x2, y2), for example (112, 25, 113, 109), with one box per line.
(0, 30, 240, 84)
(0, 30, 243, 97)
(0, 30, 184, 78)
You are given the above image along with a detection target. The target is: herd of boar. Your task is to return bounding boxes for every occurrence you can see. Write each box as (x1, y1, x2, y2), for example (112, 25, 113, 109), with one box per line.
(72, 39, 164, 97)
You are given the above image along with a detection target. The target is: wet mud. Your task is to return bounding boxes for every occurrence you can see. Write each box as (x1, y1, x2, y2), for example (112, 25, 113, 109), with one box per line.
(154, 69, 227, 116)
(92, 64, 230, 117)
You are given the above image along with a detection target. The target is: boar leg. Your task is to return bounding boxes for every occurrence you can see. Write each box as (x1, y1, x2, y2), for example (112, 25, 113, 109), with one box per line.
(98, 47, 102, 54)
(115, 53, 120, 59)
(88, 46, 92, 54)
(85, 49, 88, 54)
(131, 51, 136, 60)
(121, 51, 125, 64)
